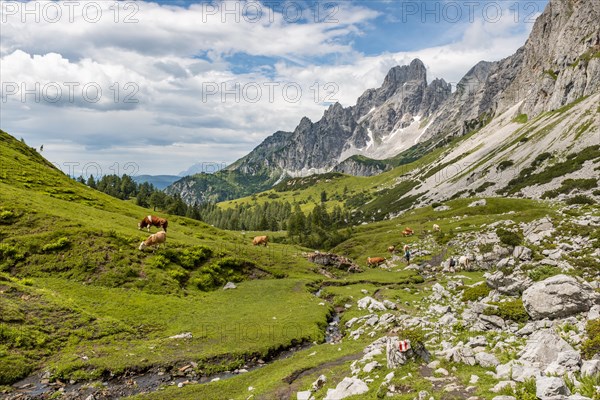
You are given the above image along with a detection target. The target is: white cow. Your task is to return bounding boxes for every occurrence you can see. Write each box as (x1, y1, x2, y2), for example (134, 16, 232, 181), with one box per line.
(139, 231, 167, 251)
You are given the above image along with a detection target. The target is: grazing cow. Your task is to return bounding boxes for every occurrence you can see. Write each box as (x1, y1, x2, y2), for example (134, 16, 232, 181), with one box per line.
(402, 227, 414, 236)
(387, 245, 395, 253)
(139, 231, 167, 251)
(138, 215, 168, 232)
(458, 255, 470, 270)
(367, 257, 386, 267)
(252, 235, 268, 246)
(433, 224, 440, 232)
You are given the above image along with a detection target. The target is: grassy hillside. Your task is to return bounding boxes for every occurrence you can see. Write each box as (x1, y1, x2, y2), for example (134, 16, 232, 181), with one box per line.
(0, 131, 334, 388)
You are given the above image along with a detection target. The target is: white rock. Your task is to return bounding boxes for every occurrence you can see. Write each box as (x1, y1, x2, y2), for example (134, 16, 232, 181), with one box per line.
(363, 361, 380, 373)
(492, 381, 515, 393)
(383, 300, 397, 310)
(536, 376, 570, 398)
(588, 304, 600, 320)
(324, 377, 369, 400)
(469, 375, 479, 384)
(475, 352, 500, 368)
(519, 329, 574, 369)
(384, 372, 394, 383)
(296, 391, 313, 400)
(581, 359, 600, 376)
(522, 275, 600, 320)
(223, 282, 237, 290)
(169, 332, 192, 339)
(429, 304, 451, 314)
(468, 199, 487, 207)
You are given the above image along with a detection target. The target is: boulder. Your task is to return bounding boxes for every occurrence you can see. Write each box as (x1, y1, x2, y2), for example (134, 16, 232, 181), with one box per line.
(297, 391, 313, 400)
(430, 304, 451, 314)
(522, 275, 600, 319)
(519, 329, 574, 369)
(535, 376, 570, 399)
(383, 300, 397, 310)
(588, 304, 600, 320)
(486, 271, 532, 295)
(513, 246, 532, 261)
(223, 282, 237, 290)
(475, 314, 506, 331)
(363, 361, 380, 373)
(324, 377, 369, 400)
(522, 217, 554, 245)
(545, 349, 581, 375)
(475, 352, 500, 368)
(468, 199, 487, 207)
(581, 359, 600, 376)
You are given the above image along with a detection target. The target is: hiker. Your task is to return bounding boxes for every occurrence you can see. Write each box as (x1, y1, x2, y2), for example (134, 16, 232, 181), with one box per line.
(403, 245, 411, 264)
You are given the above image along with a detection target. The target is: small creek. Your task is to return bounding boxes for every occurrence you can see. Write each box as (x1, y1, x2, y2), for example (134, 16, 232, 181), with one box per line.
(9, 285, 343, 399)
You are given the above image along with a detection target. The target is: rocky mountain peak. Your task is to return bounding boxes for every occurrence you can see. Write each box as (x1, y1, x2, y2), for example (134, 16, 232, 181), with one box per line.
(381, 58, 427, 95)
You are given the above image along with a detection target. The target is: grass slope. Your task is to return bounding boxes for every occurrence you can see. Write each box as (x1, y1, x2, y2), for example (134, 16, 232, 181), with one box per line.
(0, 131, 332, 386)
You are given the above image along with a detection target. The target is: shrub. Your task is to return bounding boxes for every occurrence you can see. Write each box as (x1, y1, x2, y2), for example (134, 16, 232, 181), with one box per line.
(191, 274, 215, 291)
(147, 254, 170, 269)
(513, 377, 538, 400)
(528, 265, 562, 281)
(462, 283, 491, 302)
(0, 244, 25, 270)
(581, 319, 600, 359)
(542, 178, 598, 198)
(475, 181, 495, 193)
(496, 228, 523, 247)
(513, 114, 528, 124)
(168, 268, 189, 285)
(0, 244, 22, 261)
(577, 372, 600, 398)
(497, 160, 514, 171)
(434, 229, 453, 246)
(0, 354, 33, 385)
(484, 299, 529, 323)
(395, 326, 427, 354)
(566, 195, 595, 205)
(0, 210, 16, 224)
(179, 246, 212, 270)
(532, 152, 552, 167)
(42, 237, 70, 252)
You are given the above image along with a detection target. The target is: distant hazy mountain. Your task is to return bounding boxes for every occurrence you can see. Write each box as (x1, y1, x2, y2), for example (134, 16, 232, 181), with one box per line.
(178, 162, 228, 177)
(132, 175, 180, 190)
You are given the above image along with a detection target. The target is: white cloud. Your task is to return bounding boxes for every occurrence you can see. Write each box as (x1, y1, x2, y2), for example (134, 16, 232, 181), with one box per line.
(0, 0, 539, 176)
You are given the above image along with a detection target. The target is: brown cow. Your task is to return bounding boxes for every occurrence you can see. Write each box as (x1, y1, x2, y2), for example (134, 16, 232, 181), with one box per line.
(139, 215, 168, 232)
(367, 257, 386, 267)
(387, 245, 395, 253)
(402, 227, 414, 236)
(139, 231, 167, 251)
(252, 235, 268, 246)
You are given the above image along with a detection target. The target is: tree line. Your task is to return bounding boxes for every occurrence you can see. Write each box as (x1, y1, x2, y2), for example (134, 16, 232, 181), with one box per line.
(78, 174, 351, 249)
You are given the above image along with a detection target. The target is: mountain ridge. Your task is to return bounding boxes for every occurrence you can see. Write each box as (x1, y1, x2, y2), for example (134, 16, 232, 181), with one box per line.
(167, 0, 599, 205)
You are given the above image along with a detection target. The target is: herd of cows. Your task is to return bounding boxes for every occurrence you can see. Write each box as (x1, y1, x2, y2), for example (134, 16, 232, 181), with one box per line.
(135, 217, 470, 270)
(136, 215, 269, 251)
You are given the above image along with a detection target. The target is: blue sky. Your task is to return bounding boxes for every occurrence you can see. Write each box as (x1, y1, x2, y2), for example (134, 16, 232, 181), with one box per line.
(0, 0, 547, 176)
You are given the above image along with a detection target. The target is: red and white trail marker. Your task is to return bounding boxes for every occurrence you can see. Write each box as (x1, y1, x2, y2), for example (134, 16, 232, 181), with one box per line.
(398, 340, 411, 352)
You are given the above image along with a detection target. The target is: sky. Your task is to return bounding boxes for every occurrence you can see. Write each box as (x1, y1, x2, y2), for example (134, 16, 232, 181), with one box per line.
(0, 0, 547, 177)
